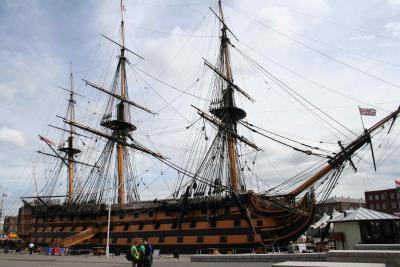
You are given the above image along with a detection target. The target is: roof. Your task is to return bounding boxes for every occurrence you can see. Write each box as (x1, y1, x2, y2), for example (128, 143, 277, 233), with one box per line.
(329, 207, 400, 222)
(320, 196, 365, 204)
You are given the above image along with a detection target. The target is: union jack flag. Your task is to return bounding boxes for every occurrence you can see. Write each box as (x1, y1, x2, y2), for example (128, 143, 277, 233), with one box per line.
(39, 135, 55, 146)
(359, 107, 376, 116)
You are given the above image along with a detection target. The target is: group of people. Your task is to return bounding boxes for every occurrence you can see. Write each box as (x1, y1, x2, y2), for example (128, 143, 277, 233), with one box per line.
(129, 239, 153, 267)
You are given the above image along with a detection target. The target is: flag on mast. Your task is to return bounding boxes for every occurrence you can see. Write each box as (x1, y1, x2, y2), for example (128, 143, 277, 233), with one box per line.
(395, 179, 400, 188)
(359, 107, 376, 116)
(39, 135, 55, 146)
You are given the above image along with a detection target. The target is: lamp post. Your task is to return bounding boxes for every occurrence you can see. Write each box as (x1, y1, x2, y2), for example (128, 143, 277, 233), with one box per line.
(106, 196, 112, 258)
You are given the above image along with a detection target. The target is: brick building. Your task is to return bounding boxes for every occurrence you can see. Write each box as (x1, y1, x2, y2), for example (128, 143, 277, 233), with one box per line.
(365, 188, 400, 215)
(3, 216, 18, 234)
(316, 196, 365, 218)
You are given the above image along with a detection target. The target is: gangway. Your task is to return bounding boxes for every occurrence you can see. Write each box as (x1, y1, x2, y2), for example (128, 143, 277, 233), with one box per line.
(59, 227, 98, 248)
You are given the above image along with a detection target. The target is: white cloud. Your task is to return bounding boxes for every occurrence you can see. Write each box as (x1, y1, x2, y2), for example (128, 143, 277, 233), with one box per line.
(383, 21, 400, 37)
(349, 34, 375, 41)
(0, 127, 26, 146)
(388, 0, 400, 8)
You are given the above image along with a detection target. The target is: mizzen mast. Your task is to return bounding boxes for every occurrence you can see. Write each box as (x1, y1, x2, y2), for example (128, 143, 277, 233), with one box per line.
(58, 63, 81, 203)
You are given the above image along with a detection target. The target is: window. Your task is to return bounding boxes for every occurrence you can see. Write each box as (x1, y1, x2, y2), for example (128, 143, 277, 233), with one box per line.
(209, 220, 217, 228)
(234, 220, 241, 227)
(190, 221, 196, 228)
(138, 223, 144, 230)
(369, 195, 373, 201)
(247, 235, 255, 242)
(257, 220, 263, 226)
(220, 236, 227, 243)
(392, 202, 397, 209)
(381, 194, 385, 200)
(371, 203, 375, 209)
(177, 236, 183, 243)
(159, 237, 165, 243)
(375, 195, 379, 200)
(382, 203, 386, 209)
(197, 236, 204, 243)
(376, 203, 381, 210)
(391, 193, 395, 199)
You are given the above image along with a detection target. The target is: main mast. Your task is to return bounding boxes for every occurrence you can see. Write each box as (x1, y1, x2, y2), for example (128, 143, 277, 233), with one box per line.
(210, 1, 246, 192)
(116, 1, 127, 205)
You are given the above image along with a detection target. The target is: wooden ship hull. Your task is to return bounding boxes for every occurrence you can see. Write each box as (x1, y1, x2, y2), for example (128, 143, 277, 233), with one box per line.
(16, 0, 400, 255)
(18, 192, 314, 253)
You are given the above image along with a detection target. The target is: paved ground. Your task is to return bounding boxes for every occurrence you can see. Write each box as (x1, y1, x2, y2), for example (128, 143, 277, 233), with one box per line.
(0, 253, 272, 267)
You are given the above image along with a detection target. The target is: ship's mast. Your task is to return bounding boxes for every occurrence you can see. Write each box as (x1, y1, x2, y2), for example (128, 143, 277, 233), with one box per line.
(58, 64, 81, 203)
(217, 1, 241, 191)
(117, 0, 127, 205)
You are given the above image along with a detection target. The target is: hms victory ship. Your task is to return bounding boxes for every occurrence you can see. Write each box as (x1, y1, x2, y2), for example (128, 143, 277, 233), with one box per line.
(17, 1, 400, 253)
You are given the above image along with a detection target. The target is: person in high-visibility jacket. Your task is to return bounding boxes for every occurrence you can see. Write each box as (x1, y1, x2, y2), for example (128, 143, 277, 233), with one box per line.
(130, 240, 140, 267)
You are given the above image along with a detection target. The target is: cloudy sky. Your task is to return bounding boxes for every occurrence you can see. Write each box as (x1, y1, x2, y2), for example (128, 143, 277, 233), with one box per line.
(1, 0, 400, 217)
